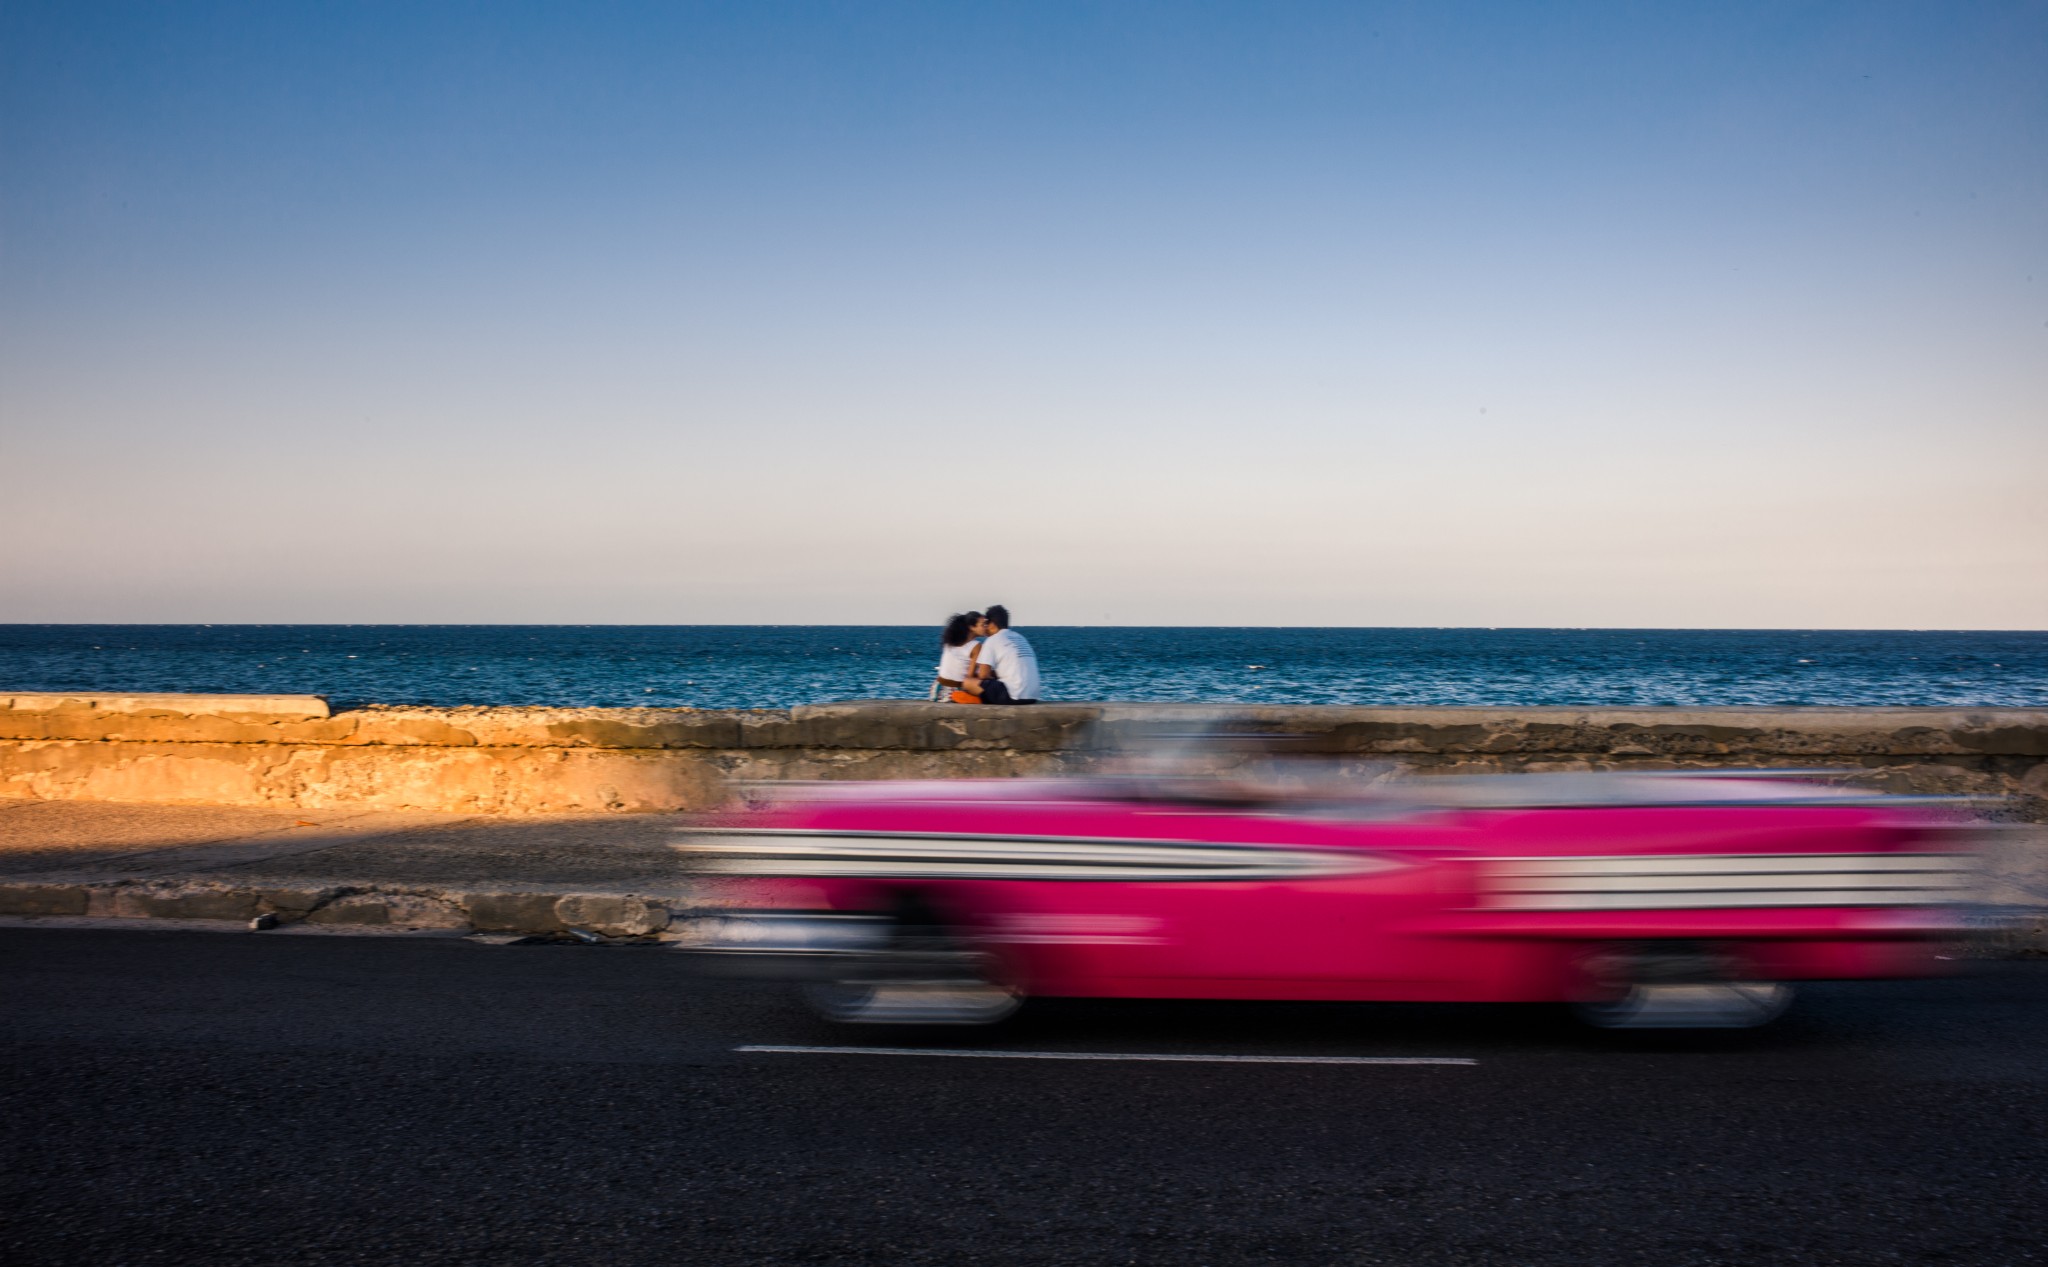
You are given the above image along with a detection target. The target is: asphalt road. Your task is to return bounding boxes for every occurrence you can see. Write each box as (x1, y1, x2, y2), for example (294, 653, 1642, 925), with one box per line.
(3, 927, 2044, 1266)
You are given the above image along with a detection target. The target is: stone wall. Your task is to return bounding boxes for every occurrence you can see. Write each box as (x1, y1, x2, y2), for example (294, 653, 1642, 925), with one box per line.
(3, 692, 2046, 820)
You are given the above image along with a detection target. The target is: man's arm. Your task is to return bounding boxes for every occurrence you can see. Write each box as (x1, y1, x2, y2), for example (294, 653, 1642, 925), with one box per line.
(975, 637, 1006, 681)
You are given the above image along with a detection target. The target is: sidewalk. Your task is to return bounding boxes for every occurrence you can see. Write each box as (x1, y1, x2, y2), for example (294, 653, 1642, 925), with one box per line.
(0, 799, 693, 937)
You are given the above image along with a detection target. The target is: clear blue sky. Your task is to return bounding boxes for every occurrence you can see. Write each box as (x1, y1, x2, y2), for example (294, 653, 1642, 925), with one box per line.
(3, 0, 2042, 626)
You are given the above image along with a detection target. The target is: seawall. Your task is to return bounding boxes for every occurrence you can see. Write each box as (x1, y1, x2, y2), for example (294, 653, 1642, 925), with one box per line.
(3, 692, 2046, 821)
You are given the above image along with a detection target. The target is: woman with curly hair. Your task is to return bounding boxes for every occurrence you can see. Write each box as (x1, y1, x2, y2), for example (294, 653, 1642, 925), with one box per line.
(932, 611, 984, 703)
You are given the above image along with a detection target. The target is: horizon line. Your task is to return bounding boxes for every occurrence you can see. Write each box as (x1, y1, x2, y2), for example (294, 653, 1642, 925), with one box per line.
(2, 622, 2045, 635)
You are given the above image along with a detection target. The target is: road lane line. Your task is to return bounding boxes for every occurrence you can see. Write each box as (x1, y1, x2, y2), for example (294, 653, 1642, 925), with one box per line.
(736, 1045, 1476, 1065)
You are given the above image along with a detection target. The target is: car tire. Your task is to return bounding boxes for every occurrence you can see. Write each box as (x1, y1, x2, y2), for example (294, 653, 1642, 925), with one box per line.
(1571, 942, 1794, 1030)
(800, 922, 1022, 1025)
(1573, 980, 1794, 1030)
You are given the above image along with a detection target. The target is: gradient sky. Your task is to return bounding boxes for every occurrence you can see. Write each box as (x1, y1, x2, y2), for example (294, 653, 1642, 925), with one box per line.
(3, 0, 2043, 627)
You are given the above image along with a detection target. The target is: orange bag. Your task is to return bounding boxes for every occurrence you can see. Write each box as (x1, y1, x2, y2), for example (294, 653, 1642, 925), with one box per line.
(949, 642, 985, 704)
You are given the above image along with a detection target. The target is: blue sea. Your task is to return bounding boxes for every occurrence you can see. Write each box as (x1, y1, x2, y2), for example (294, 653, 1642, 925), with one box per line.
(2, 626, 2044, 710)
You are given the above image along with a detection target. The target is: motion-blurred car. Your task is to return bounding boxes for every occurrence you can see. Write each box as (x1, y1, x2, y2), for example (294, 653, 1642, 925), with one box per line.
(674, 769, 1979, 1029)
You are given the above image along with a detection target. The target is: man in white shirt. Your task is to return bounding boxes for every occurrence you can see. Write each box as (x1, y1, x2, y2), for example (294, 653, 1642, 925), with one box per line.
(969, 605, 1041, 704)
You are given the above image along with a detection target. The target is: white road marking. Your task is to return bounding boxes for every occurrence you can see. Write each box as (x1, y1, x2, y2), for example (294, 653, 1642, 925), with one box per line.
(736, 1045, 1476, 1066)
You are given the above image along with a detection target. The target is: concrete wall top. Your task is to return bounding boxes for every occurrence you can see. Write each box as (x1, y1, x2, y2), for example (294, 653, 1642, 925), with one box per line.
(2, 692, 331, 720)
(0, 691, 2044, 756)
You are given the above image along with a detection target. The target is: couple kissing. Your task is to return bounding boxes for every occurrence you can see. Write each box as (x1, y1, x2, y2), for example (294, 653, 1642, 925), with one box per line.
(934, 605, 1041, 705)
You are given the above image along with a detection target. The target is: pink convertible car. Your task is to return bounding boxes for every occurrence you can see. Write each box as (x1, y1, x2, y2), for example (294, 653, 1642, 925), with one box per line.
(676, 770, 1978, 1029)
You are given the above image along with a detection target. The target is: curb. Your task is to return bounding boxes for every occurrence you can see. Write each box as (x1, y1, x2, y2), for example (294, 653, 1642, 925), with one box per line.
(0, 880, 683, 939)
(2, 879, 2045, 956)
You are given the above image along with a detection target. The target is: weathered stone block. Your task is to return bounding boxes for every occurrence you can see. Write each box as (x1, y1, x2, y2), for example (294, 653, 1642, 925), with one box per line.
(306, 893, 467, 928)
(1957, 726, 2048, 757)
(553, 894, 670, 937)
(256, 887, 342, 916)
(115, 887, 260, 921)
(350, 716, 481, 747)
(544, 715, 741, 749)
(463, 891, 565, 932)
(0, 884, 89, 916)
(2017, 763, 2048, 798)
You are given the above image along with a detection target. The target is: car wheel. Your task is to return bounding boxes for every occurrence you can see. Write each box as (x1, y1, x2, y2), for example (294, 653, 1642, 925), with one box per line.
(1572, 942, 1794, 1030)
(801, 922, 1022, 1025)
(1573, 980, 1794, 1030)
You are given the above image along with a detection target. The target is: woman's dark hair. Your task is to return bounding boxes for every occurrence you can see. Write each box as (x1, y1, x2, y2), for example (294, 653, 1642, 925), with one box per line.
(943, 612, 981, 647)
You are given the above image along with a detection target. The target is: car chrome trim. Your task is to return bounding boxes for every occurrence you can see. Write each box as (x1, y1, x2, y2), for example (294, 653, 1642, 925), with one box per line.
(1482, 852, 1976, 910)
(679, 828, 1393, 880)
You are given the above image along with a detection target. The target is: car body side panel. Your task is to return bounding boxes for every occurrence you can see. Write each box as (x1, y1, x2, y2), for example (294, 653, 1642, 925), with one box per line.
(682, 789, 1972, 1004)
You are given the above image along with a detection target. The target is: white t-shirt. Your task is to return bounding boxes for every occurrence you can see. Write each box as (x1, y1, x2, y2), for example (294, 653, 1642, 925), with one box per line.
(936, 641, 978, 682)
(977, 628, 1041, 700)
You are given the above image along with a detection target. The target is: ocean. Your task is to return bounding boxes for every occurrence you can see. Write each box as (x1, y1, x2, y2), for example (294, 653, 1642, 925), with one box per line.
(2, 625, 2044, 711)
